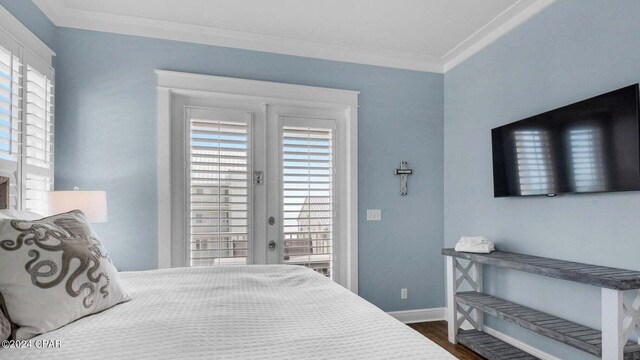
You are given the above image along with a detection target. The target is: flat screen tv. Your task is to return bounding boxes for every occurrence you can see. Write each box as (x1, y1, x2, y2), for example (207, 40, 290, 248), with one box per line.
(492, 84, 640, 197)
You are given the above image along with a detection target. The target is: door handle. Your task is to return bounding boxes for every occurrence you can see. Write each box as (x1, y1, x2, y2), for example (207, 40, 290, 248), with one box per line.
(268, 240, 277, 252)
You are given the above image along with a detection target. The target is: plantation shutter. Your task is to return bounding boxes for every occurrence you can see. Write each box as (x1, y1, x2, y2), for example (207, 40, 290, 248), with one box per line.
(282, 118, 335, 277)
(187, 107, 251, 267)
(0, 43, 21, 161)
(0, 32, 23, 208)
(23, 54, 54, 215)
(0, 11, 55, 213)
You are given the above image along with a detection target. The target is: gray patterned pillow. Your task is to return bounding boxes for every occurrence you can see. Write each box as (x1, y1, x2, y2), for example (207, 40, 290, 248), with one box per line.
(0, 210, 130, 340)
(0, 312, 9, 342)
(0, 294, 11, 341)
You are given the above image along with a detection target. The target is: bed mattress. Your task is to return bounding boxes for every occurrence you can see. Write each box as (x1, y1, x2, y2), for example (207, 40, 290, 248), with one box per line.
(2, 265, 455, 359)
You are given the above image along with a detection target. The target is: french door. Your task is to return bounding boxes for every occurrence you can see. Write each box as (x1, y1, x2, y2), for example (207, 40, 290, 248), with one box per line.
(265, 108, 338, 278)
(161, 72, 358, 290)
(181, 101, 338, 278)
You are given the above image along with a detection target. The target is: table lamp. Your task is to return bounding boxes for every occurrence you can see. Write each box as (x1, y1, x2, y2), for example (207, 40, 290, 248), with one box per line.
(46, 188, 108, 223)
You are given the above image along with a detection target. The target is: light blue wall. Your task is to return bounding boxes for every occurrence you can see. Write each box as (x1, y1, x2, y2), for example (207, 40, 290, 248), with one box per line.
(444, 1, 640, 358)
(6, 0, 640, 349)
(0, 0, 446, 313)
(53, 28, 445, 312)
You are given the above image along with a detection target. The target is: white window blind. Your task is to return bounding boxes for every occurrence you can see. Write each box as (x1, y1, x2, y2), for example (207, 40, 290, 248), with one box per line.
(188, 108, 250, 267)
(0, 44, 21, 161)
(282, 122, 334, 277)
(24, 64, 54, 215)
(0, 12, 55, 214)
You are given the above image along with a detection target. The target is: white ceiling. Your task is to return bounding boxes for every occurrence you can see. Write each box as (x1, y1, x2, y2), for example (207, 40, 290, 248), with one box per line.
(33, 0, 554, 72)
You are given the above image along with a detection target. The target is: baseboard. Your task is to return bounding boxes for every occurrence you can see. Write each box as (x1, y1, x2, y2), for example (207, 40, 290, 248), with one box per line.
(387, 307, 446, 324)
(390, 308, 560, 360)
(482, 326, 561, 360)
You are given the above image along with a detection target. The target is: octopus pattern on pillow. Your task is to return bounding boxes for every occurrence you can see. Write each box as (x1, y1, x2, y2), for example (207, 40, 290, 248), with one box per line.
(0, 292, 15, 341)
(0, 210, 130, 340)
(0, 311, 10, 341)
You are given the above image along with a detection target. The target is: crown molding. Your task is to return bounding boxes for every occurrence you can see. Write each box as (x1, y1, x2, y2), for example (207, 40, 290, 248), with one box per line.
(442, 0, 555, 72)
(31, 0, 443, 73)
(33, 0, 555, 74)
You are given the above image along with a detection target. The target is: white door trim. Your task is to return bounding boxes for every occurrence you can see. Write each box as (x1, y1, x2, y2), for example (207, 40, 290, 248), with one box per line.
(155, 70, 359, 293)
(157, 87, 172, 268)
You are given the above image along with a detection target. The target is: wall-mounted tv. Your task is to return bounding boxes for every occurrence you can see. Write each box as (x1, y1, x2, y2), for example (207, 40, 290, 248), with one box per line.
(492, 84, 640, 197)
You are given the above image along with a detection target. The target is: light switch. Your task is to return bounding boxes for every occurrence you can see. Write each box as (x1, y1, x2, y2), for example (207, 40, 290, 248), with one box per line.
(367, 209, 382, 221)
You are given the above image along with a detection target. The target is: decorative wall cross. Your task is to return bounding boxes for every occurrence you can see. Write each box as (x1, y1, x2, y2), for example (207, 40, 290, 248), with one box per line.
(394, 161, 413, 196)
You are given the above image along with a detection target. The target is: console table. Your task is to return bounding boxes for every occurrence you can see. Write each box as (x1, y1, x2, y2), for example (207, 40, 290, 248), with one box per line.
(442, 248, 640, 360)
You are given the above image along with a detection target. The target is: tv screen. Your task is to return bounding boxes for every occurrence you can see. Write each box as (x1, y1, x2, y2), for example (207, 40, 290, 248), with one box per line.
(492, 84, 640, 197)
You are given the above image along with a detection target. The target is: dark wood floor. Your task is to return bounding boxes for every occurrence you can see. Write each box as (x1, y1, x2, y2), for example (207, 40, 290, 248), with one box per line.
(409, 321, 486, 360)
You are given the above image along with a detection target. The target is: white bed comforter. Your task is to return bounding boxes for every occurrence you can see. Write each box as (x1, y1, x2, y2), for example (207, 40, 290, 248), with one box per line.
(2, 265, 454, 360)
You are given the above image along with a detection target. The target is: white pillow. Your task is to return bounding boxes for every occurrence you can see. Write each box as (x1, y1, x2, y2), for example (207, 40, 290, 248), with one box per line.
(0, 210, 130, 339)
(0, 210, 43, 221)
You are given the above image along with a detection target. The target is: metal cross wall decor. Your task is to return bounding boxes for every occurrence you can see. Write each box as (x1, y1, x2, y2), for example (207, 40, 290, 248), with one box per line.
(394, 161, 413, 196)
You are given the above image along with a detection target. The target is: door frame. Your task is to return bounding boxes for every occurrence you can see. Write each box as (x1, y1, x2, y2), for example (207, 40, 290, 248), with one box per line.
(156, 70, 360, 293)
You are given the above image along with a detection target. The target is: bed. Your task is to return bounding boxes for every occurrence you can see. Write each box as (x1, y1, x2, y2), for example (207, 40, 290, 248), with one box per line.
(3, 265, 455, 360)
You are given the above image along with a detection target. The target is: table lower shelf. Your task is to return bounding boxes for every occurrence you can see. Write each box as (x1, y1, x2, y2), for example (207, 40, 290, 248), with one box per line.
(456, 291, 640, 360)
(457, 329, 540, 360)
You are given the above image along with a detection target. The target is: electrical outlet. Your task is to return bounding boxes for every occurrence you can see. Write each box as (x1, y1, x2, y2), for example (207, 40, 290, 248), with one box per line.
(401, 288, 408, 300)
(367, 209, 382, 221)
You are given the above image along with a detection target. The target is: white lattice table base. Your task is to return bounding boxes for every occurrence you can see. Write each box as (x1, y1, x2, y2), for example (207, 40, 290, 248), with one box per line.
(602, 289, 640, 359)
(446, 256, 483, 343)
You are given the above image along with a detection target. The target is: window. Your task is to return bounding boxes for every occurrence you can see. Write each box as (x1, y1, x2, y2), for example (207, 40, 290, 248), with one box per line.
(0, 45, 21, 162)
(24, 65, 54, 215)
(282, 123, 334, 277)
(0, 10, 55, 214)
(187, 108, 250, 267)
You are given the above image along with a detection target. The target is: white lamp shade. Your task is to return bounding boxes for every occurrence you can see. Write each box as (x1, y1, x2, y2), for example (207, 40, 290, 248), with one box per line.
(47, 191, 108, 223)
